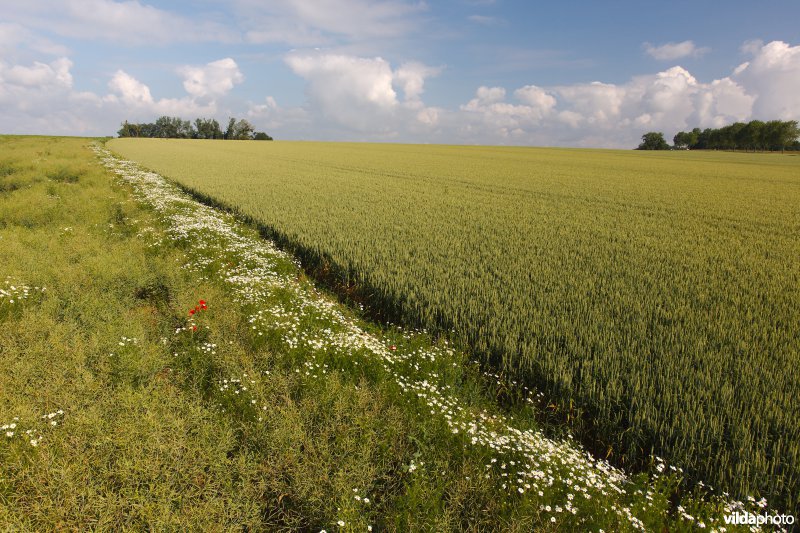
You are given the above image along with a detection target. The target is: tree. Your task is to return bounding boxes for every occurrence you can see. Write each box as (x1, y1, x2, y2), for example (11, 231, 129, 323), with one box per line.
(784, 120, 800, 151)
(636, 132, 670, 150)
(232, 119, 255, 140)
(194, 118, 223, 139)
(763, 119, 799, 152)
(719, 122, 745, 150)
(117, 121, 135, 138)
(673, 131, 691, 149)
(115, 115, 272, 141)
(224, 118, 237, 140)
(153, 116, 193, 139)
(740, 120, 764, 151)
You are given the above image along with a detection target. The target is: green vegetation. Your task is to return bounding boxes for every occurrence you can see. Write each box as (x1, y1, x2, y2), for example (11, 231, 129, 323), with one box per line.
(5, 135, 764, 530)
(117, 115, 272, 141)
(109, 138, 800, 511)
(674, 120, 800, 151)
(636, 131, 671, 150)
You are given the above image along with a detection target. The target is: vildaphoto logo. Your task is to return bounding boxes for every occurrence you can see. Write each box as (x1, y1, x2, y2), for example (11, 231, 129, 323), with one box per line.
(724, 511, 795, 527)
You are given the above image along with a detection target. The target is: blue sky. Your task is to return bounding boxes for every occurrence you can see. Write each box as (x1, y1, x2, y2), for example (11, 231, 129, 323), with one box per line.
(1, 0, 799, 147)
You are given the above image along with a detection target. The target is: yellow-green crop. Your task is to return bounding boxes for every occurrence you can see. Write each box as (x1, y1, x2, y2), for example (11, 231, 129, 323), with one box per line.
(109, 138, 800, 510)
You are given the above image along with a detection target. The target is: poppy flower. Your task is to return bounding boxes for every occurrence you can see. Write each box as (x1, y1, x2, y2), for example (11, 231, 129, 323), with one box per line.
(389, 345, 397, 351)
(189, 308, 196, 315)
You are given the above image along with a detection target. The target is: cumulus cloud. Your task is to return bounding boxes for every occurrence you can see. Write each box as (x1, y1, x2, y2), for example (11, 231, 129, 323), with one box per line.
(107, 70, 153, 106)
(0, 56, 242, 136)
(104, 59, 241, 118)
(644, 40, 710, 61)
(393, 61, 442, 103)
(514, 85, 557, 110)
(179, 58, 244, 100)
(0, 56, 101, 133)
(105, 58, 242, 112)
(242, 42, 800, 145)
(2, 57, 73, 88)
(732, 40, 800, 119)
(285, 52, 441, 133)
(457, 85, 557, 141)
(451, 57, 761, 146)
(247, 96, 311, 132)
(2, 38, 799, 148)
(287, 54, 397, 116)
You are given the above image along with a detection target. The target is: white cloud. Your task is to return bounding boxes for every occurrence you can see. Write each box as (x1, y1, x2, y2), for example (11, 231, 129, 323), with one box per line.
(284, 52, 444, 134)
(0, 57, 100, 132)
(238, 0, 425, 46)
(2, 38, 799, 148)
(514, 85, 557, 111)
(247, 96, 311, 132)
(554, 81, 625, 124)
(179, 58, 244, 100)
(288, 53, 398, 109)
(2, 57, 73, 88)
(644, 40, 710, 61)
(393, 61, 442, 103)
(107, 70, 153, 106)
(0, 56, 244, 136)
(0, 23, 69, 57)
(732, 40, 800, 119)
(285, 53, 399, 132)
(4, 0, 237, 45)
(458, 85, 557, 141)
(740, 39, 764, 56)
(451, 59, 759, 147)
(104, 60, 241, 119)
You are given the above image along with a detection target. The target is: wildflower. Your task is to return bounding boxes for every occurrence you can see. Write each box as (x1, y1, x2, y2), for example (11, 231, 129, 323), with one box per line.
(337, 520, 345, 527)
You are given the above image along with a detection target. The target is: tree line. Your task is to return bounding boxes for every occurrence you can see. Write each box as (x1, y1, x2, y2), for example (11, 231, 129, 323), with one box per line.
(637, 119, 800, 151)
(117, 116, 272, 141)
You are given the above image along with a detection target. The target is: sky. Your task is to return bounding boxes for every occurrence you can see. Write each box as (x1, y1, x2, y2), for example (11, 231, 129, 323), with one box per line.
(1, 0, 799, 147)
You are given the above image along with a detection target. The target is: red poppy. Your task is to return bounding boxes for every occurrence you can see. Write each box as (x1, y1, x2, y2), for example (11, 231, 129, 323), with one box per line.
(199, 300, 206, 306)
(189, 308, 196, 315)
(389, 345, 397, 351)
(192, 325, 198, 331)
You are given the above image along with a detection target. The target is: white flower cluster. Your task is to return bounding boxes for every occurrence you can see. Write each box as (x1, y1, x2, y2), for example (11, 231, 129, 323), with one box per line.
(0, 276, 46, 306)
(2, 410, 64, 447)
